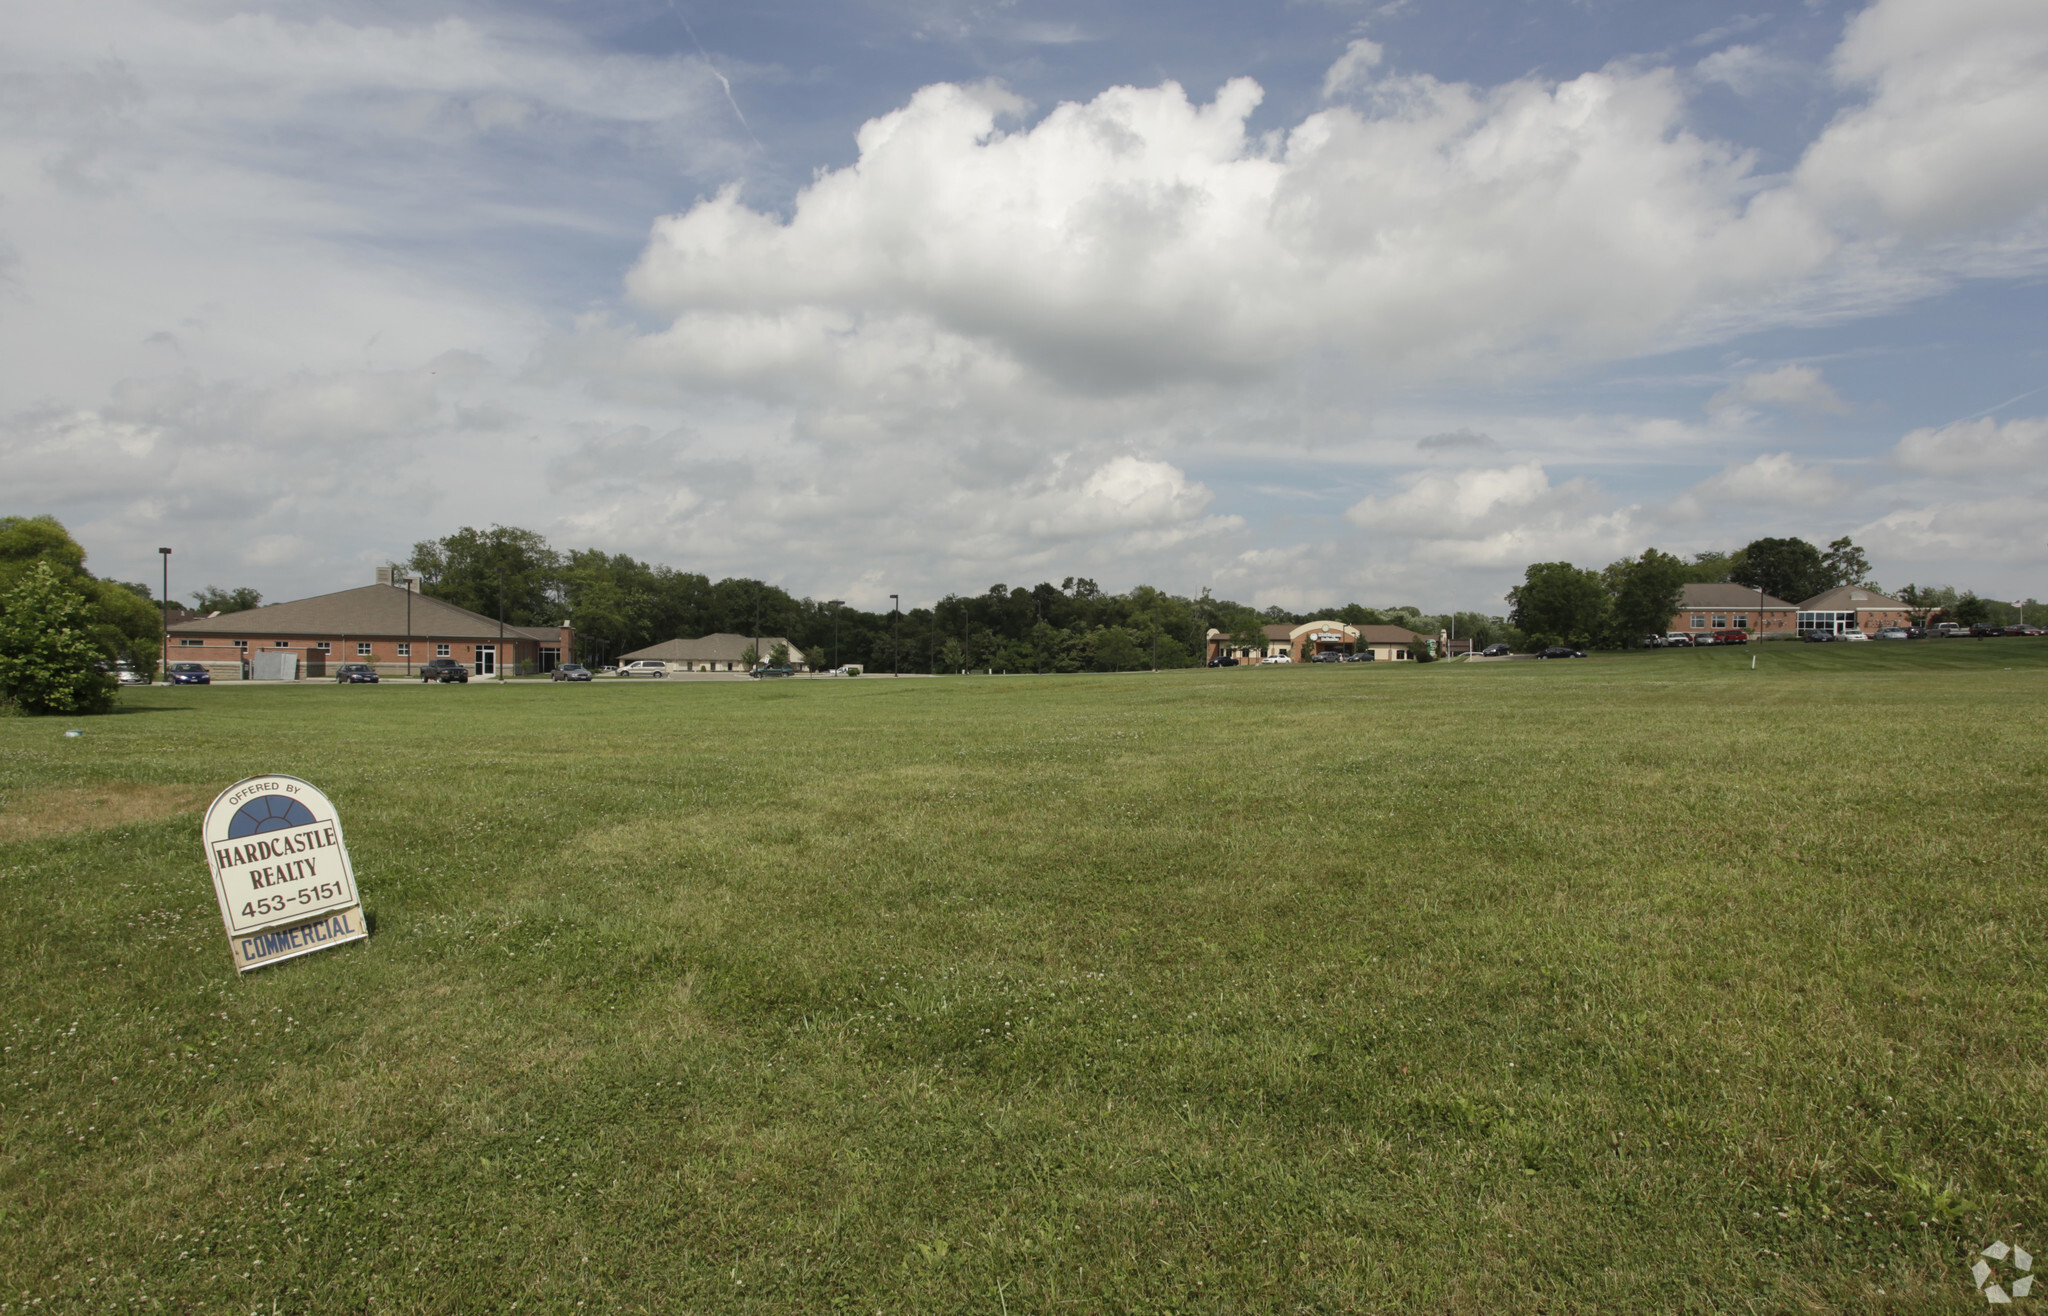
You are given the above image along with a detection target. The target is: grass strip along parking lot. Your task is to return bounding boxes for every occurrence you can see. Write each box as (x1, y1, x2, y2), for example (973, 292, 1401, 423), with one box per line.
(2, 641, 2045, 1312)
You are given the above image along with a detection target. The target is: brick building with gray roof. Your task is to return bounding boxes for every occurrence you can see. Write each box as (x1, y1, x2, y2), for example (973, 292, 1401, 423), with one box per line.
(166, 572, 573, 679)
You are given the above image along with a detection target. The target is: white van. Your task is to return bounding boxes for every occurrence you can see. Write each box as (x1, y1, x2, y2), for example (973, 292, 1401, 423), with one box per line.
(619, 660, 668, 677)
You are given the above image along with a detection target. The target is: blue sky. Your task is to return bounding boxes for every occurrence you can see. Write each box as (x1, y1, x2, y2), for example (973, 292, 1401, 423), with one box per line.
(3, 0, 2044, 611)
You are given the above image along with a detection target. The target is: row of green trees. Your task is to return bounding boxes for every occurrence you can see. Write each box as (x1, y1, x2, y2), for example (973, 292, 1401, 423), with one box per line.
(0, 517, 165, 714)
(400, 525, 1497, 674)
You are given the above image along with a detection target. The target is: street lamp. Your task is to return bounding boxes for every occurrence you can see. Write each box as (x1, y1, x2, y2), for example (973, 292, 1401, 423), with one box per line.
(890, 594, 899, 678)
(828, 600, 844, 672)
(157, 547, 171, 680)
(496, 565, 506, 681)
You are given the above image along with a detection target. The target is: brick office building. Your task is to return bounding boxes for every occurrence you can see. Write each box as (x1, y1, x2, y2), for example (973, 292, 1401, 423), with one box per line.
(1668, 583, 1798, 639)
(166, 572, 574, 679)
(618, 633, 809, 672)
(1794, 585, 1915, 637)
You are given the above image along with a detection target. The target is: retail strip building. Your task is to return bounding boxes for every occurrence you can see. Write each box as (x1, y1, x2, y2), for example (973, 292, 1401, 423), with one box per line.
(1205, 620, 1425, 665)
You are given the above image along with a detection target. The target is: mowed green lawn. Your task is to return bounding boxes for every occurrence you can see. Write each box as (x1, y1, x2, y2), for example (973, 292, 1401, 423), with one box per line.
(3, 642, 2046, 1314)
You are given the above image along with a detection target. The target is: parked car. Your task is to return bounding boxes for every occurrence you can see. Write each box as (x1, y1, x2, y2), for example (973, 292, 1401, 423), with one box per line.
(1663, 633, 1694, 647)
(550, 663, 593, 681)
(1263, 653, 1291, 664)
(1842, 630, 1869, 642)
(1799, 629, 1838, 642)
(165, 661, 210, 685)
(1905, 626, 1928, 639)
(1310, 652, 1345, 663)
(1936, 623, 1966, 637)
(1481, 643, 1513, 657)
(2004, 624, 2042, 636)
(334, 663, 380, 683)
(113, 663, 150, 686)
(1536, 646, 1587, 659)
(419, 658, 469, 683)
(1874, 627, 1911, 640)
(619, 660, 668, 677)
(1712, 630, 1748, 645)
(749, 666, 795, 679)
(830, 665, 864, 676)
(1969, 623, 2004, 638)
(1346, 651, 1376, 661)
(1207, 657, 1239, 667)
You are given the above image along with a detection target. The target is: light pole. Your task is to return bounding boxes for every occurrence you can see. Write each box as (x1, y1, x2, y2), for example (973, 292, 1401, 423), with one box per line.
(828, 600, 843, 672)
(496, 565, 506, 681)
(890, 594, 899, 678)
(157, 547, 171, 680)
(405, 575, 413, 678)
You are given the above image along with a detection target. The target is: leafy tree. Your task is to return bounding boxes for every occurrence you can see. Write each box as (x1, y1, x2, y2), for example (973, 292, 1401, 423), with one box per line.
(0, 562, 116, 715)
(0, 515, 162, 679)
(1821, 537, 1876, 591)
(1227, 615, 1268, 662)
(1093, 626, 1143, 671)
(1603, 548, 1688, 646)
(408, 525, 562, 625)
(1950, 592, 1990, 627)
(740, 644, 759, 669)
(1507, 562, 1606, 646)
(191, 585, 263, 614)
(1732, 537, 1828, 604)
(1681, 550, 1741, 584)
(767, 642, 790, 668)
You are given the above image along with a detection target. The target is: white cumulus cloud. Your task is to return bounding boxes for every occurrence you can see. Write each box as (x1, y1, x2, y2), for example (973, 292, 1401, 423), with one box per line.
(1707, 364, 1851, 415)
(1892, 414, 2048, 474)
(621, 67, 1834, 399)
(1798, 0, 2048, 238)
(1686, 452, 1850, 504)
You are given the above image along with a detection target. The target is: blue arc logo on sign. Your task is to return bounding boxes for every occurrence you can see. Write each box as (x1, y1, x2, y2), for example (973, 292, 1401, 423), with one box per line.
(229, 794, 319, 836)
(203, 774, 365, 970)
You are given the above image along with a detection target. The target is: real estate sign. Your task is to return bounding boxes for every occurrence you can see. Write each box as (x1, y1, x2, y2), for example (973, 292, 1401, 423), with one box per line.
(202, 774, 366, 973)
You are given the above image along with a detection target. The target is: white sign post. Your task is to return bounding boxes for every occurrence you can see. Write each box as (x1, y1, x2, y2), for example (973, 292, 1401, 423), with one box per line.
(202, 774, 366, 973)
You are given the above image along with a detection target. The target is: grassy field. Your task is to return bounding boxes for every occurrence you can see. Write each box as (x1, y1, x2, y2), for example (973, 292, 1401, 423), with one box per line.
(3, 641, 2046, 1313)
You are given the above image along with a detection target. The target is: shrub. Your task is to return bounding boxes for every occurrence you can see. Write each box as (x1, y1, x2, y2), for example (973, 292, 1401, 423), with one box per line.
(0, 562, 117, 715)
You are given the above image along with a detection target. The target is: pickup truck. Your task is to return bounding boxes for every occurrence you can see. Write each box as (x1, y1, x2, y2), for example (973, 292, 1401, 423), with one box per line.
(419, 658, 469, 683)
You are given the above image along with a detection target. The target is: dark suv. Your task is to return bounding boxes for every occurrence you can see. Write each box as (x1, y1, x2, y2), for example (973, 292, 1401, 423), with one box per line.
(419, 658, 469, 683)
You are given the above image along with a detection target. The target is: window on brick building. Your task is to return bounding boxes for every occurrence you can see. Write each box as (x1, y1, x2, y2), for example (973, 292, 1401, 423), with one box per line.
(1712, 615, 1726, 628)
(1734, 614, 1749, 628)
(396, 643, 410, 657)
(316, 641, 331, 652)
(436, 643, 450, 657)
(357, 642, 373, 656)
(274, 640, 290, 647)
(178, 638, 202, 646)
(1690, 614, 1705, 628)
